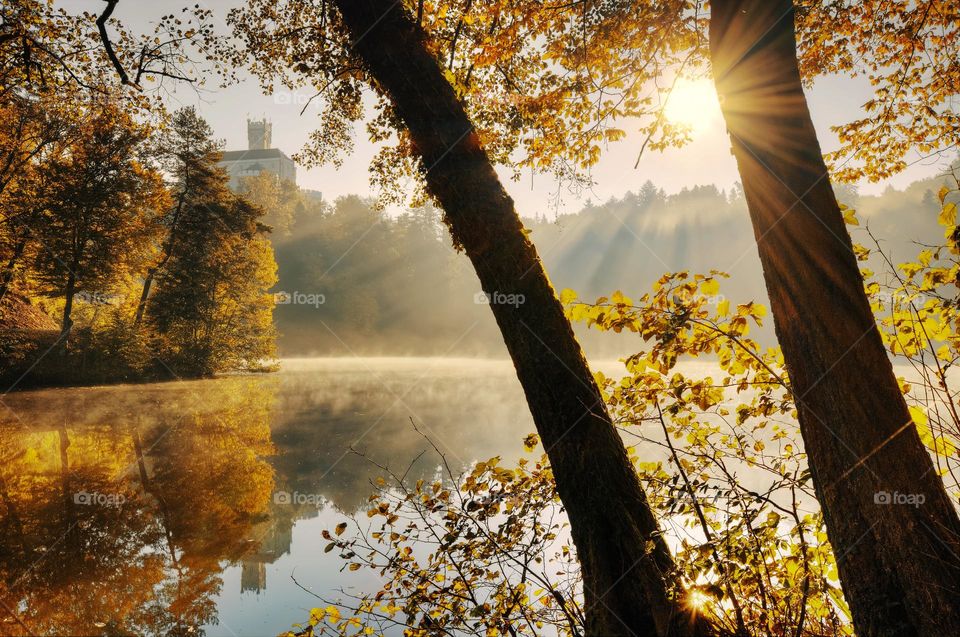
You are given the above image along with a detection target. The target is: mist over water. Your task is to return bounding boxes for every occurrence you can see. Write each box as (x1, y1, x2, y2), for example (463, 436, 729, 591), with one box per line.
(0, 354, 939, 635)
(0, 358, 546, 635)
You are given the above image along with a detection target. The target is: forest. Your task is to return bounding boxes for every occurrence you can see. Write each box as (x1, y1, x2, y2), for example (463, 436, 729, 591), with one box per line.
(1, 1, 960, 637)
(0, 103, 277, 385)
(273, 176, 953, 356)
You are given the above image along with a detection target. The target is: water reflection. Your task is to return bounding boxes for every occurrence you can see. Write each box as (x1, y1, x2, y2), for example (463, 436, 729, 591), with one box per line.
(0, 358, 536, 636)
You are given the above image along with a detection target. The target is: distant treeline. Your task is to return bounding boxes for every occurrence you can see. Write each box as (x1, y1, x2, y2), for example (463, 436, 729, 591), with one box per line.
(274, 170, 956, 357)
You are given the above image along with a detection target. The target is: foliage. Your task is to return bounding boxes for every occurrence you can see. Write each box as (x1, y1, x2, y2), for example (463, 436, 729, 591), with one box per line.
(228, 0, 702, 204)
(290, 437, 582, 637)
(229, 1, 957, 206)
(796, 0, 960, 182)
(0, 91, 74, 300)
(131, 106, 280, 376)
(272, 195, 496, 354)
(148, 162, 278, 376)
(30, 102, 168, 342)
(239, 171, 303, 236)
(852, 172, 960, 496)
(0, 0, 227, 103)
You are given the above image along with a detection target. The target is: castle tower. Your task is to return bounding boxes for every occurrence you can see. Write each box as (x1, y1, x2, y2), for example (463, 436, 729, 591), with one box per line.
(247, 118, 272, 150)
(218, 118, 296, 192)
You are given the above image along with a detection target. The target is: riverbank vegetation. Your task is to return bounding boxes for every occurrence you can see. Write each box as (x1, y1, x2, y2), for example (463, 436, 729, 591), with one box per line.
(0, 101, 277, 388)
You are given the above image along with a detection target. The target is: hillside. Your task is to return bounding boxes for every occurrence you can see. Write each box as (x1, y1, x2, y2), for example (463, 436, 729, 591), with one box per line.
(271, 168, 959, 357)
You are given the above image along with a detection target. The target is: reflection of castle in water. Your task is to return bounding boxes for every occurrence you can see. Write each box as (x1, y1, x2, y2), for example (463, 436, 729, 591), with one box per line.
(240, 503, 318, 593)
(240, 562, 268, 594)
(240, 512, 293, 594)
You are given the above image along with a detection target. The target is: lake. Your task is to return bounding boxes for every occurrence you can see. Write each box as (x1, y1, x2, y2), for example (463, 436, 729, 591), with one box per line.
(0, 357, 577, 636)
(4, 354, 905, 636)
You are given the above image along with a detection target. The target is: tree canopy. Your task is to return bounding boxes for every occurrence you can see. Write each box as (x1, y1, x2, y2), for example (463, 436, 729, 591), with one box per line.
(230, 0, 958, 206)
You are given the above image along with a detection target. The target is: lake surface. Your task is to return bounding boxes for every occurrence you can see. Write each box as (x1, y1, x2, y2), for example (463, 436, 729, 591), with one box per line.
(5, 355, 922, 636)
(0, 357, 569, 636)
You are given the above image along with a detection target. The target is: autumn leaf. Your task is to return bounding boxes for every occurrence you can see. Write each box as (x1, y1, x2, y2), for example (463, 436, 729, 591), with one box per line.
(523, 433, 539, 451)
(939, 202, 957, 227)
(841, 206, 859, 226)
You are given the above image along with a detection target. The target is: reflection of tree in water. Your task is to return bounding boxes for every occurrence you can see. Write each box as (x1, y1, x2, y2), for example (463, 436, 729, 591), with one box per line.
(0, 377, 277, 636)
(0, 423, 164, 635)
(0, 361, 534, 633)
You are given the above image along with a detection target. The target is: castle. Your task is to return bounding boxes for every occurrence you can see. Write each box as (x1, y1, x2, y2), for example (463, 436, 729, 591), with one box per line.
(217, 119, 297, 190)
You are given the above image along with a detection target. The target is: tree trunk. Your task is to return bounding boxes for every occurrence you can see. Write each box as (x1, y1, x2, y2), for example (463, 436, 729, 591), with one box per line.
(135, 190, 187, 327)
(0, 232, 28, 304)
(134, 267, 157, 327)
(58, 425, 79, 552)
(709, 2, 960, 635)
(60, 268, 76, 350)
(332, 2, 717, 635)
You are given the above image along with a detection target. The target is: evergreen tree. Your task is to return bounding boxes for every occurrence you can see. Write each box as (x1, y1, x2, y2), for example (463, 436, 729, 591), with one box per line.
(134, 107, 221, 326)
(147, 118, 277, 376)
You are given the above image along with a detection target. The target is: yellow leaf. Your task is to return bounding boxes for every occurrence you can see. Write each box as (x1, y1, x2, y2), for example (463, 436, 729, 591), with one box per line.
(717, 299, 730, 317)
(611, 290, 631, 305)
(939, 202, 957, 227)
(842, 206, 859, 226)
(909, 405, 928, 427)
(523, 433, 539, 451)
(939, 185, 950, 204)
(335, 522, 348, 536)
(559, 289, 577, 305)
(700, 278, 720, 296)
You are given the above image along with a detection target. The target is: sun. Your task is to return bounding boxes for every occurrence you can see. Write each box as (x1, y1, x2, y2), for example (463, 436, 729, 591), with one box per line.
(662, 79, 722, 133)
(687, 590, 711, 612)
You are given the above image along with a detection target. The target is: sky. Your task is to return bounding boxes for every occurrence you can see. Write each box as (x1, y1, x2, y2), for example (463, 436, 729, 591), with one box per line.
(84, 0, 949, 217)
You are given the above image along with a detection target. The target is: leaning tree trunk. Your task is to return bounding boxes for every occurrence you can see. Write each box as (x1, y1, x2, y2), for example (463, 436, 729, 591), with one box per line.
(133, 266, 157, 327)
(710, 2, 960, 635)
(0, 232, 28, 304)
(333, 2, 718, 635)
(135, 190, 187, 327)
